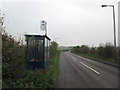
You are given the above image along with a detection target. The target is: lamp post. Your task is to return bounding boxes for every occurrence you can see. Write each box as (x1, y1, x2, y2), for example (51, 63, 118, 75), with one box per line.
(101, 5, 117, 61)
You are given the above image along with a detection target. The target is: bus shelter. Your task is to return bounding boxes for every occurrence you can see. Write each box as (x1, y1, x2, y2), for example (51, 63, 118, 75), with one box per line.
(25, 34, 51, 69)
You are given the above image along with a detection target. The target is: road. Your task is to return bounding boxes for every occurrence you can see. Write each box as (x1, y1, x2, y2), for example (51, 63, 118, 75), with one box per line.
(56, 52, 118, 88)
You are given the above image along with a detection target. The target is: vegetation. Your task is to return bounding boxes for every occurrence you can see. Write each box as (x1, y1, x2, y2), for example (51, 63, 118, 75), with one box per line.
(49, 41, 60, 87)
(71, 43, 119, 63)
(50, 41, 58, 57)
(2, 30, 27, 81)
(2, 30, 59, 88)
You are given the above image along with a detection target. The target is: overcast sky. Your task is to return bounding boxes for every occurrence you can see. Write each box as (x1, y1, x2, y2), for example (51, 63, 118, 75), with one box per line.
(0, 0, 119, 46)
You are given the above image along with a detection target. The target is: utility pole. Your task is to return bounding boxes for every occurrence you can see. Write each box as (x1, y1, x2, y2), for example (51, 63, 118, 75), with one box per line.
(101, 5, 117, 62)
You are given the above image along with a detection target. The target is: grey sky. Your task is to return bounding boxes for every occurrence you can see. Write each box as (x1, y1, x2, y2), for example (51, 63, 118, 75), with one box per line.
(0, 0, 119, 46)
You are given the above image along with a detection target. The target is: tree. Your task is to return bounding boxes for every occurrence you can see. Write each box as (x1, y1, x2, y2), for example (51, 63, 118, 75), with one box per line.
(72, 46, 80, 53)
(97, 43, 115, 59)
(104, 43, 115, 58)
(80, 45, 89, 53)
(97, 44, 105, 57)
(90, 47, 96, 54)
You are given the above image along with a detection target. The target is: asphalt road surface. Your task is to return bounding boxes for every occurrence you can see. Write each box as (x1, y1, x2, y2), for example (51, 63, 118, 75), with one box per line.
(56, 52, 118, 88)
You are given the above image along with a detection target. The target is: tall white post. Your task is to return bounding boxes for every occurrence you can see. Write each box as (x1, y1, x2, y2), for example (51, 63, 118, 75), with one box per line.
(118, 2, 120, 47)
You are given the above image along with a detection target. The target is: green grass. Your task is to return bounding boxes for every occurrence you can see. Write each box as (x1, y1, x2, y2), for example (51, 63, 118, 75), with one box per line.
(49, 51, 60, 87)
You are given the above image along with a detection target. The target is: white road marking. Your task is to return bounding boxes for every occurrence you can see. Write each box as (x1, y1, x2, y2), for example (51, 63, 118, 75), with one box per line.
(72, 57, 77, 61)
(73, 54, 85, 59)
(79, 62, 100, 75)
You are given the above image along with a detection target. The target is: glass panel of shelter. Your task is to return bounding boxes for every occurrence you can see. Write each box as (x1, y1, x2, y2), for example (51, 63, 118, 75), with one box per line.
(27, 36, 44, 62)
(44, 38, 50, 66)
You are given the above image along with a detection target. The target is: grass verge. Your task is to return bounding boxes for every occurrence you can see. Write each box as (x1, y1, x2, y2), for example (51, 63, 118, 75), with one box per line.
(48, 51, 60, 87)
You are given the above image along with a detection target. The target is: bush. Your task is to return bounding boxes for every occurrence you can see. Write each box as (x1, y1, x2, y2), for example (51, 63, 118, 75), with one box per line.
(104, 43, 115, 58)
(96, 43, 115, 59)
(96, 45, 105, 57)
(90, 47, 96, 54)
(71, 43, 117, 62)
(2, 30, 27, 80)
(2, 30, 59, 88)
(80, 45, 89, 53)
(2, 70, 54, 88)
(72, 45, 89, 54)
(72, 46, 80, 53)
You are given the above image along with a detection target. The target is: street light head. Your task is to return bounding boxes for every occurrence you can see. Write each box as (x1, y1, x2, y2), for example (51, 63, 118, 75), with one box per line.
(101, 5, 107, 7)
(101, 5, 114, 7)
